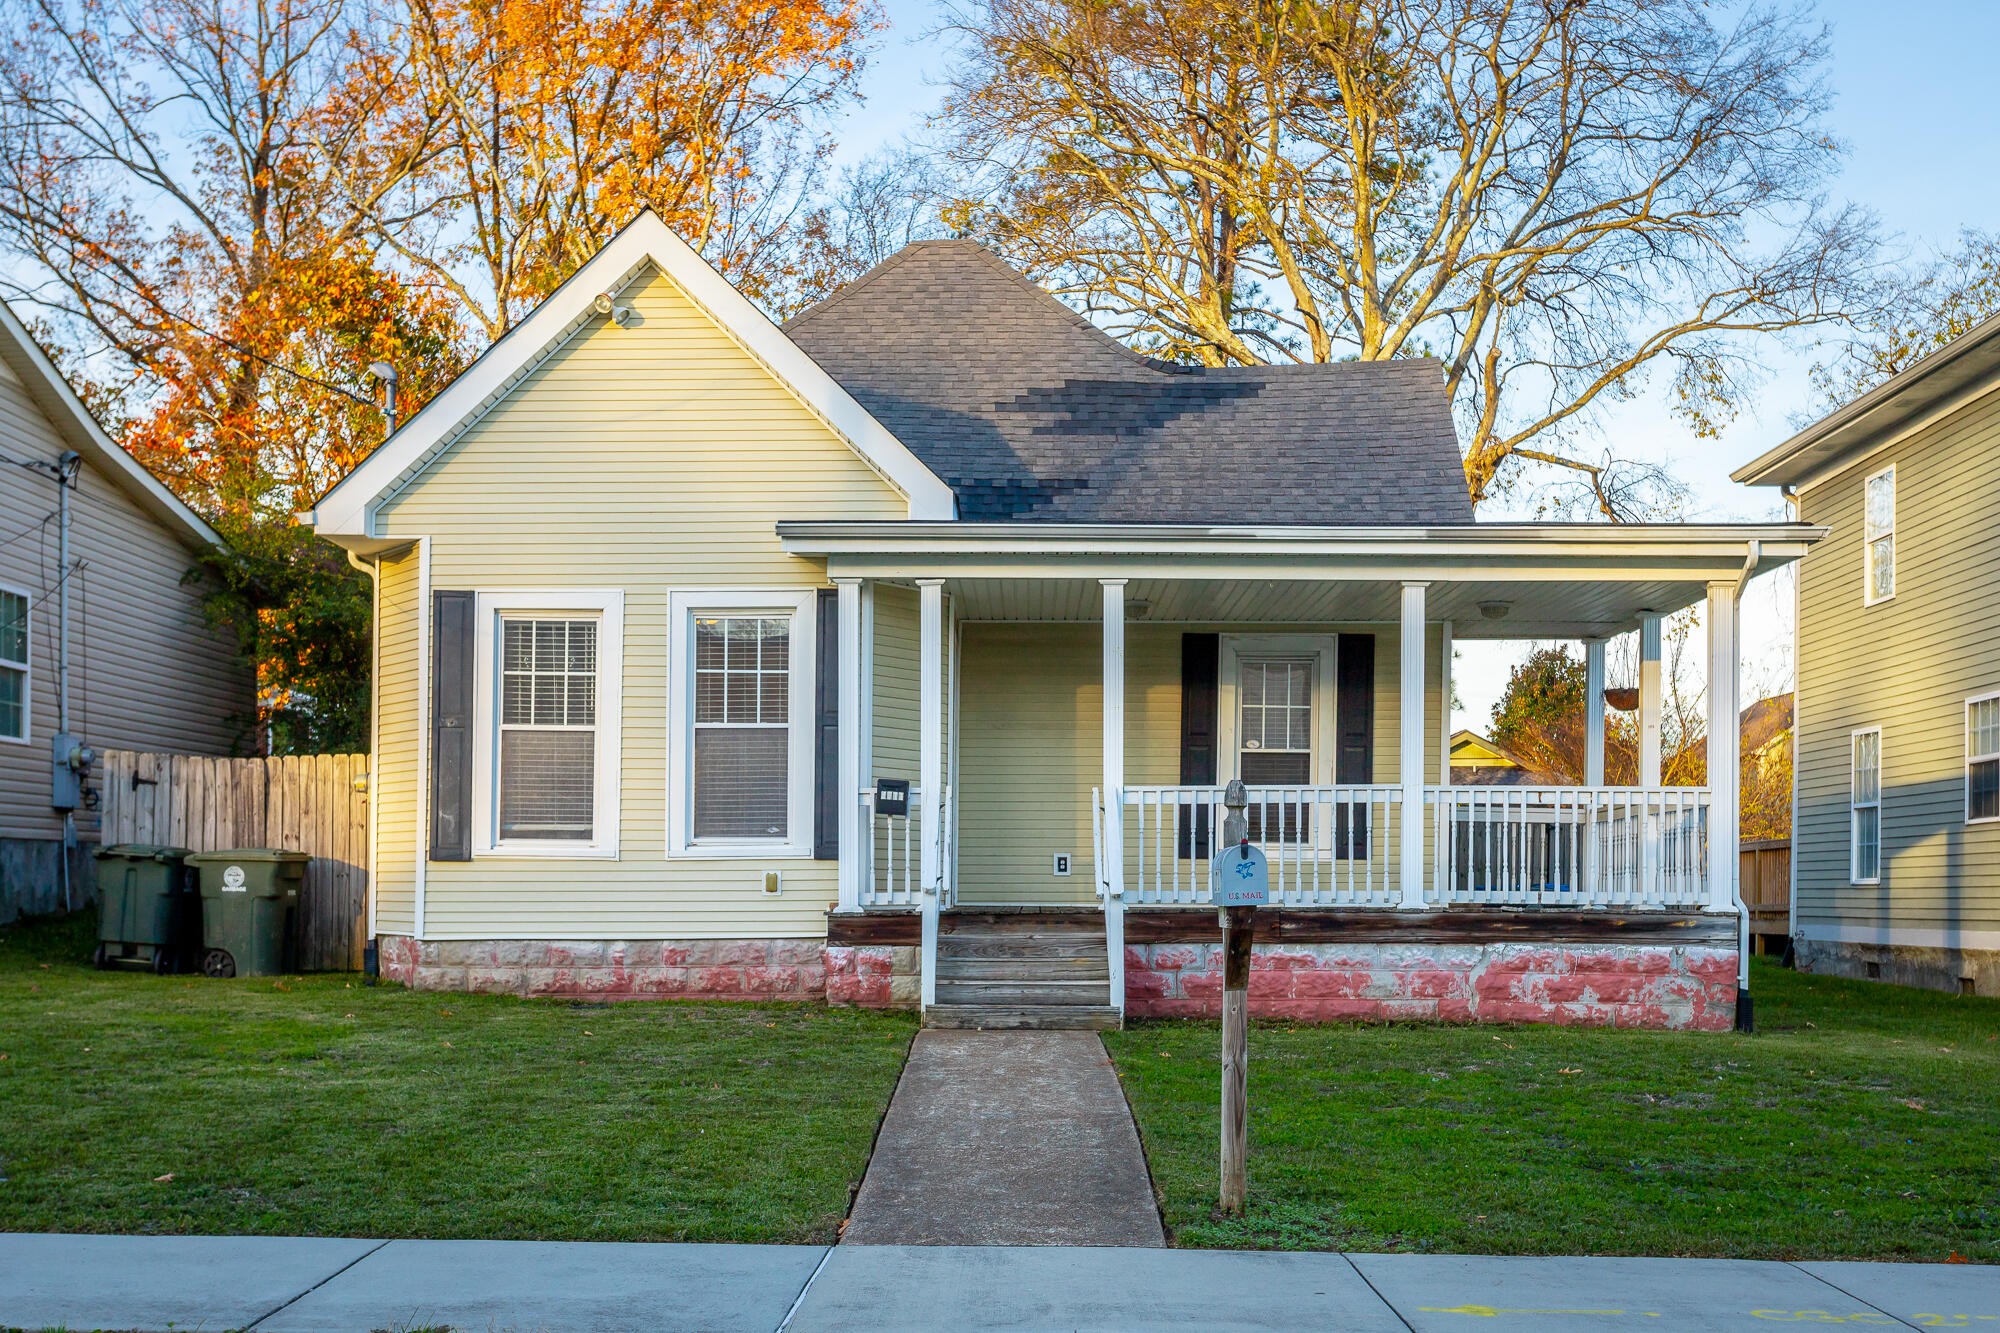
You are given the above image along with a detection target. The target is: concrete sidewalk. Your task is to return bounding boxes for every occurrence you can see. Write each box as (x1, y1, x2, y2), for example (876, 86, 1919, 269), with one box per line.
(2, 1234, 1994, 1332)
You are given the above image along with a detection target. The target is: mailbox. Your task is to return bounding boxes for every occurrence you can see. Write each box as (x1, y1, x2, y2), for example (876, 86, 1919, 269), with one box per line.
(873, 778, 910, 817)
(1211, 840, 1270, 907)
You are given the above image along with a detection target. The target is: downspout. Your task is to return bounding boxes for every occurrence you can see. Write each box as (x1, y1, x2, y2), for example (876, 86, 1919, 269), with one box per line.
(1780, 486, 1800, 967)
(56, 451, 80, 912)
(345, 546, 381, 982)
(1731, 539, 1763, 1033)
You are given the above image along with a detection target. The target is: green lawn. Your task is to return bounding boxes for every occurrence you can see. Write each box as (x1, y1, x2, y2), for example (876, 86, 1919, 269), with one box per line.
(1105, 960, 2000, 1260)
(0, 912, 914, 1242)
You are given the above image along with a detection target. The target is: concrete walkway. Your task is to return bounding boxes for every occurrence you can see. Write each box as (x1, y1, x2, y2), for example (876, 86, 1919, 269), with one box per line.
(841, 1029, 1165, 1247)
(2, 1234, 1994, 1332)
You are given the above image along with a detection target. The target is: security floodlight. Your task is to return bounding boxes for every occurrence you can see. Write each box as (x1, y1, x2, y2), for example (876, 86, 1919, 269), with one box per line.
(593, 292, 616, 314)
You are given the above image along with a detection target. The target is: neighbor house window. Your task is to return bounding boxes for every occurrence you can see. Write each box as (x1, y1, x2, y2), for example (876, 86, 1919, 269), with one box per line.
(1970, 695, 2000, 824)
(472, 591, 623, 856)
(1864, 466, 1895, 604)
(1851, 728, 1881, 883)
(670, 591, 813, 857)
(0, 588, 26, 742)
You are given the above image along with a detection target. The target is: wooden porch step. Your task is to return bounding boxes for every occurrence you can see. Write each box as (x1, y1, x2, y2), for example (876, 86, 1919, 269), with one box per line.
(923, 1003, 1123, 1032)
(937, 936, 1108, 963)
(936, 955, 1110, 981)
(935, 978, 1112, 1006)
(941, 911, 1105, 934)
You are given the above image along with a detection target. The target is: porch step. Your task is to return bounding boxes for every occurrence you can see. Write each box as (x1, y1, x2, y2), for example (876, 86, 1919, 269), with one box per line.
(935, 978, 1112, 1006)
(923, 1004, 1123, 1032)
(926, 910, 1118, 1029)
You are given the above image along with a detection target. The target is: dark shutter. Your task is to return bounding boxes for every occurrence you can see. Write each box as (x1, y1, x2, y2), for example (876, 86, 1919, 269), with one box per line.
(430, 590, 475, 862)
(812, 588, 839, 860)
(1334, 632, 1375, 858)
(1177, 633, 1219, 859)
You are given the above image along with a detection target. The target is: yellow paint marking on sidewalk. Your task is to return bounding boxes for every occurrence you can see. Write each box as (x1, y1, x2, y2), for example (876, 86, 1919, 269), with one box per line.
(1418, 1305, 1648, 1318)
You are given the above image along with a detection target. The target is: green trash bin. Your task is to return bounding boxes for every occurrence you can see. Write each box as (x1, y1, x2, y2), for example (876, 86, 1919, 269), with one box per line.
(188, 849, 308, 977)
(92, 844, 196, 974)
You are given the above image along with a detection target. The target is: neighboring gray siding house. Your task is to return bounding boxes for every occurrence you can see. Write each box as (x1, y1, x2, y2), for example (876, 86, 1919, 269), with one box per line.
(0, 302, 251, 921)
(1735, 313, 2000, 995)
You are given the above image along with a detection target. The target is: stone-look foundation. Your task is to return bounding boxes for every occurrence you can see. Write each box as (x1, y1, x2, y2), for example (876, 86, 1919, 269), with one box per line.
(1794, 936, 1997, 998)
(1124, 941, 1738, 1030)
(825, 944, 923, 1010)
(374, 935, 826, 1000)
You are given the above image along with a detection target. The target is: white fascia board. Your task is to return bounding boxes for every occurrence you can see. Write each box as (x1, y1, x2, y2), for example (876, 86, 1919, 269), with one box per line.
(310, 210, 954, 537)
(0, 299, 223, 551)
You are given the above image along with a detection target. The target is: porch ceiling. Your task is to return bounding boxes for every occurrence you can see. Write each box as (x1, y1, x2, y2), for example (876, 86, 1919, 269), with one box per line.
(932, 576, 1708, 638)
(778, 522, 1822, 640)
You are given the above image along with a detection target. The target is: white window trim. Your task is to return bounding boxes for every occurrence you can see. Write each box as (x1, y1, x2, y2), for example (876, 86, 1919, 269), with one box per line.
(471, 589, 624, 859)
(1218, 635, 1337, 785)
(0, 582, 30, 745)
(667, 589, 816, 859)
(1850, 725, 1881, 885)
(1968, 691, 2000, 827)
(1862, 464, 1895, 607)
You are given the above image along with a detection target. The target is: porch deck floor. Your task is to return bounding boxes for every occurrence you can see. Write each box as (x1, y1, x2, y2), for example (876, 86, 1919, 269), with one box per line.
(842, 1030, 1166, 1248)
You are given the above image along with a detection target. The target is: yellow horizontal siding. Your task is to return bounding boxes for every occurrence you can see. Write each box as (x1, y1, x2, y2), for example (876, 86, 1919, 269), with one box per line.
(372, 547, 419, 935)
(1795, 384, 2000, 934)
(376, 263, 905, 939)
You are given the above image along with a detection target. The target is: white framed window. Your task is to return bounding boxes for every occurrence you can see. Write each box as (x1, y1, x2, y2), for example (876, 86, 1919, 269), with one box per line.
(1969, 694, 2000, 825)
(1863, 465, 1895, 605)
(1850, 727, 1881, 884)
(668, 589, 815, 858)
(472, 590, 623, 857)
(0, 586, 28, 743)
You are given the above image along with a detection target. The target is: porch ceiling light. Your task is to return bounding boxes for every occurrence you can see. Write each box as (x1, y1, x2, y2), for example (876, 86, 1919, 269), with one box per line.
(1478, 600, 1511, 621)
(1127, 599, 1152, 620)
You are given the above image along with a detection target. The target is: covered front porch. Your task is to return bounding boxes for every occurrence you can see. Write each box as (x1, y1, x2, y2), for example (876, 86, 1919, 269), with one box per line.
(786, 521, 1816, 1027)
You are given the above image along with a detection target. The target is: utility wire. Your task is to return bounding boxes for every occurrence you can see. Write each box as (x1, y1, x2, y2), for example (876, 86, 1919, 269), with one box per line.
(164, 313, 381, 409)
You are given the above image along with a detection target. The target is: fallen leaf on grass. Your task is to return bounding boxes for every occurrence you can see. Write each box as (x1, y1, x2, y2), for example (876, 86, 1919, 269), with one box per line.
(1901, 1098, 1926, 1111)
(1558, 1067, 1582, 1075)
(153, 1173, 174, 1183)
(1949, 1252, 1970, 1264)
(440, 1040, 453, 1049)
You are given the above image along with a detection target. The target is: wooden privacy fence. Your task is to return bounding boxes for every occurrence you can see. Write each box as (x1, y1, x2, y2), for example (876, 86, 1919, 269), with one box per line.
(98, 750, 370, 972)
(1740, 837, 1792, 947)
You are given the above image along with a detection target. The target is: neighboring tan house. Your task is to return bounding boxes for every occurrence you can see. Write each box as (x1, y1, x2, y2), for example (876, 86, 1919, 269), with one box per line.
(1449, 730, 1555, 785)
(0, 302, 250, 922)
(1736, 313, 2000, 997)
(307, 212, 1819, 1031)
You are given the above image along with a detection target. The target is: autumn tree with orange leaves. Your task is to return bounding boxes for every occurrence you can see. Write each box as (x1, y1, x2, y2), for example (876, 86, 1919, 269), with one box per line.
(0, 0, 874, 749)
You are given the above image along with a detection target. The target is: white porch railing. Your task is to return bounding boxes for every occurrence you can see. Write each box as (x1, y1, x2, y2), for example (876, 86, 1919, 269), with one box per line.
(1118, 785, 1405, 907)
(857, 786, 953, 908)
(1105, 783, 1712, 911)
(1428, 785, 1708, 909)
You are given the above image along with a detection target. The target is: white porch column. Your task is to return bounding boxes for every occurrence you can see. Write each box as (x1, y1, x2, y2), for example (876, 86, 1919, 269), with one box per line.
(1100, 579, 1127, 1012)
(1584, 638, 1607, 787)
(1399, 582, 1428, 909)
(917, 578, 945, 1007)
(834, 578, 865, 913)
(1438, 620, 1454, 785)
(1705, 582, 1740, 915)
(1638, 613, 1664, 787)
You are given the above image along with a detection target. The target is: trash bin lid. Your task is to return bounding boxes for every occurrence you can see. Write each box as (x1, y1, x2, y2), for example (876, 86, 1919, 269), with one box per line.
(95, 843, 194, 862)
(185, 848, 311, 865)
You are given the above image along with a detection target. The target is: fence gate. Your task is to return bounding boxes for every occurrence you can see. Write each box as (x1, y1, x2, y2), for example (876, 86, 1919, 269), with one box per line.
(98, 750, 370, 971)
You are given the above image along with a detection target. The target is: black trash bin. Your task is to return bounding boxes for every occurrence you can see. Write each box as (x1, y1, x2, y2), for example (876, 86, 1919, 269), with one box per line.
(188, 849, 308, 977)
(92, 844, 196, 973)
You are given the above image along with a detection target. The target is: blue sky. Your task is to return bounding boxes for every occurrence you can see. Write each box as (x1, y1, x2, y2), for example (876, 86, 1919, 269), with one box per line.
(832, 0, 2000, 726)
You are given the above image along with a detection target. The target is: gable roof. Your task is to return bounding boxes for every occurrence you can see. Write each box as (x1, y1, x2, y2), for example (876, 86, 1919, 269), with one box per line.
(308, 211, 956, 540)
(1734, 311, 2000, 489)
(0, 300, 221, 551)
(784, 241, 1474, 524)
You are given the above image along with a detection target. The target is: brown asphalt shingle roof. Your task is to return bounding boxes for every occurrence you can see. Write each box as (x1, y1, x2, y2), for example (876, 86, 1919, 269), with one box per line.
(783, 241, 1474, 524)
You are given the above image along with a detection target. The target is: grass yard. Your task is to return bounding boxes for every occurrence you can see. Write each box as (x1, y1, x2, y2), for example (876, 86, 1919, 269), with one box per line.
(0, 913, 914, 1243)
(1105, 959, 2000, 1260)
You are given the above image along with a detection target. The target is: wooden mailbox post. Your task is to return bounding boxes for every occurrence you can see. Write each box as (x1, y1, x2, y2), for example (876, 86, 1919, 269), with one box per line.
(1212, 778, 1268, 1215)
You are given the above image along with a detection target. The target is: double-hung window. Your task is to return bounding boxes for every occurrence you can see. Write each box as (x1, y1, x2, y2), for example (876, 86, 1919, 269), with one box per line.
(0, 587, 27, 742)
(1850, 727, 1881, 883)
(1969, 695, 2000, 825)
(473, 591, 623, 856)
(670, 591, 813, 857)
(1864, 466, 1895, 604)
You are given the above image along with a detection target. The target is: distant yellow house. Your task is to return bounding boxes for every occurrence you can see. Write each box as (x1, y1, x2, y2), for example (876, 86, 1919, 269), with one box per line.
(1448, 729, 1551, 785)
